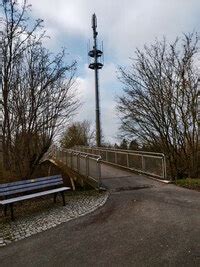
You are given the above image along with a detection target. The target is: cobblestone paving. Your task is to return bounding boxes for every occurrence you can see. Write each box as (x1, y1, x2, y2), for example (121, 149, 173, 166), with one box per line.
(0, 190, 108, 247)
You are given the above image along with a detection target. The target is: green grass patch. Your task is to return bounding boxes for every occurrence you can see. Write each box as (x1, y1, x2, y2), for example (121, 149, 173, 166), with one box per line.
(175, 178, 200, 191)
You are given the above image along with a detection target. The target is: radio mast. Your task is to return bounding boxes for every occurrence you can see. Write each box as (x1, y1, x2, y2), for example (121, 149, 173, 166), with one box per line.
(198, 78, 200, 144)
(0, 19, 3, 174)
(88, 14, 103, 147)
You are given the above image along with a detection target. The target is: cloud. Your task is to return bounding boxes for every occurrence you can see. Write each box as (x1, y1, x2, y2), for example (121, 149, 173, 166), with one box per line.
(24, 0, 200, 143)
(29, 0, 200, 60)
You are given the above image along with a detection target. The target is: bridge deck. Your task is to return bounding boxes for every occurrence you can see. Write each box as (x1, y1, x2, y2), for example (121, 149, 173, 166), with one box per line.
(49, 150, 169, 190)
(100, 163, 163, 190)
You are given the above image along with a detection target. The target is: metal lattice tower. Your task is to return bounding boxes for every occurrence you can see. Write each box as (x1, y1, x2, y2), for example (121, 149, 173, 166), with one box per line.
(88, 14, 103, 147)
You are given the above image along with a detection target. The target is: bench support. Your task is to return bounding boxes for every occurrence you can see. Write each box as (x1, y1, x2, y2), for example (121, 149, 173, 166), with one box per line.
(61, 192, 66, 206)
(4, 204, 7, 216)
(54, 193, 57, 203)
(10, 203, 14, 221)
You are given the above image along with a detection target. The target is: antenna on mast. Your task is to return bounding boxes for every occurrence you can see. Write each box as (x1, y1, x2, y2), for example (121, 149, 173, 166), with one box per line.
(92, 14, 98, 38)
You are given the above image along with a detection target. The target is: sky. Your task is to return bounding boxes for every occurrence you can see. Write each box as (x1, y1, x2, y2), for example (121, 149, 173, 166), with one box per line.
(6, 0, 200, 143)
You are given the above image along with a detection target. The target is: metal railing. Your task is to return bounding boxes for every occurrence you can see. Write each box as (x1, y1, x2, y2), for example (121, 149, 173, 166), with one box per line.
(53, 148, 102, 188)
(74, 146, 167, 180)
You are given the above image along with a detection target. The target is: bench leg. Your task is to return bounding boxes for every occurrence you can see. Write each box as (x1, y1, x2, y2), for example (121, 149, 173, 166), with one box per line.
(4, 205, 7, 216)
(54, 193, 57, 203)
(10, 203, 14, 221)
(61, 192, 66, 206)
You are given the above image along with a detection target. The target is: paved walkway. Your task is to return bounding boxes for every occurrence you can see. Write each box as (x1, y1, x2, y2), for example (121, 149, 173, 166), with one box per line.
(0, 190, 108, 246)
(0, 164, 199, 266)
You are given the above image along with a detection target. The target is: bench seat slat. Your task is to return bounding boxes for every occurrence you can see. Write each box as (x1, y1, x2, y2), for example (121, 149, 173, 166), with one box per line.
(0, 181, 64, 196)
(0, 179, 63, 195)
(0, 179, 63, 192)
(0, 175, 62, 189)
(0, 187, 71, 205)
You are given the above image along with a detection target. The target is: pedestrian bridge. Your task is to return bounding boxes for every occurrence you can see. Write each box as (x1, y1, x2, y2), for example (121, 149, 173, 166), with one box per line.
(44, 146, 169, 190)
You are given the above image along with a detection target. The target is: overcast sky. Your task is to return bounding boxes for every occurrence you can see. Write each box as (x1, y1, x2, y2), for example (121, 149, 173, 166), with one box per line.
(17, 0, 200, 142)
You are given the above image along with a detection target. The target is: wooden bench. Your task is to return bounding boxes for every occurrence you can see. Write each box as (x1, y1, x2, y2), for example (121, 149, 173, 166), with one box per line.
(0, 175, 70, 220)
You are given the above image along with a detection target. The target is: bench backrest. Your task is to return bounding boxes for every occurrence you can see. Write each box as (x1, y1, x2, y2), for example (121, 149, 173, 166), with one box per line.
(0, 175, 63, 197)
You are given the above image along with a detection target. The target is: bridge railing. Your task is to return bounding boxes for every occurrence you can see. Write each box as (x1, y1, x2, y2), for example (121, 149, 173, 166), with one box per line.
(74, 146, 167, 180)
(53, 148, 102, 188)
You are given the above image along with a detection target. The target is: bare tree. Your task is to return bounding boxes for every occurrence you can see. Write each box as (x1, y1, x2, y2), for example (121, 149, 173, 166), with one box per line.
(1, 0, 79, 178)
(119, 138, 128, 149)
(60, 120, 95, 149)
(117, 33, 199, 179)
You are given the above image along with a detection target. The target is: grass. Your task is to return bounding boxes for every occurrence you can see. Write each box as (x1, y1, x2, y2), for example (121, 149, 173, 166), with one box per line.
(175, 178, 200, 191)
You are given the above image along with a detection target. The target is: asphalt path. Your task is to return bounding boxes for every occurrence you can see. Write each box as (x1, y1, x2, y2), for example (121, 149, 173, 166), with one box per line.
(0, 164, 199, 267)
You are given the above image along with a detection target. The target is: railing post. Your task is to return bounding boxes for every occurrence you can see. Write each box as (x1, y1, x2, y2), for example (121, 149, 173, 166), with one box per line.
(97, 158, 101, 189)
(58, 149, 61, 161)
(60, 149, 62, 162)
(70, 152, 73, 169)
(62, 150, 64, 163)
(115, 151, 117, 164)
(142, 155, 145, 172)
(77, 153, 80, 173)
(86, 155, 89, 177)
(127, 153, 129, 168)
(163, 155, 167, 179)
(65, 151, 68, 166)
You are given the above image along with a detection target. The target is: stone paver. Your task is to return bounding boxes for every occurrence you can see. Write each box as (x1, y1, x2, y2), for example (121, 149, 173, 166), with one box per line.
(0, 190, 108, 247)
